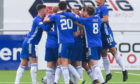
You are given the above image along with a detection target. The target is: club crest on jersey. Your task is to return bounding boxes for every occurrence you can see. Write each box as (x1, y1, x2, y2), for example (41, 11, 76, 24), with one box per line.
(39, 22, 43, 25)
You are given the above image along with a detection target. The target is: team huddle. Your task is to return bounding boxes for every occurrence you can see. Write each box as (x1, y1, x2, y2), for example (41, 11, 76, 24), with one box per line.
(15, 0, 128, 84)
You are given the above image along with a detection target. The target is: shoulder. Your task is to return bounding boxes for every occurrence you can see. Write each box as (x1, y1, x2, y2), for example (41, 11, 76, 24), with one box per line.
(34, 16, 43, 25)
(33, 16, 40, 23)
(94, 16, 101, 20)
(50, 14, 58, 18)
(34, 16, 42, 21)
(48, 14, 52, 17)
(71, 12, 76, 16)
(92, 16, 102, 22)
(100, 5, 108, 10)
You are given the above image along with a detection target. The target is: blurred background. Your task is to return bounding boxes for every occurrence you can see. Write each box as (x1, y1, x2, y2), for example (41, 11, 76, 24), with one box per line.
(0, 0, 140, 72)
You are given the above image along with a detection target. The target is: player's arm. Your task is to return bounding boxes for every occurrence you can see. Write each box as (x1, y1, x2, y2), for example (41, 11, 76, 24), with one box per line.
(37, 19, 52, 31)
(102, 16, 108, 23)
(44, 15, 56, 23)
(62, 12, 80, 22)
(45, 22, 53, 31)
(43, 15, 51, 23)
(73, 22, 84, 37)
(62, 12, 85, 24)
(102, 6, 109, 23)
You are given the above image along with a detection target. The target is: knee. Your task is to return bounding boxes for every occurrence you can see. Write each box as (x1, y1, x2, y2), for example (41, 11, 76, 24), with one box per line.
(102, 50, 108, 57)
(110, 47, 117, 56)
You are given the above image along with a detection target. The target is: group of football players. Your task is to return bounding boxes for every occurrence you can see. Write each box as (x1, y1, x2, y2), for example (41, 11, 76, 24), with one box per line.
(15, 0, 128, 84)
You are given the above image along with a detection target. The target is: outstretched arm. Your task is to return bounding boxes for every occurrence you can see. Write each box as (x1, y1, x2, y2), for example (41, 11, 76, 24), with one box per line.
(43, 15, 51, 23)
(37, 19, 52, 31)
(62, 12, 80, 22)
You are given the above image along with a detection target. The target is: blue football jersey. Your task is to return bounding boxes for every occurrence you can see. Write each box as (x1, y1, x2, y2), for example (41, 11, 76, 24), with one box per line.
(95, 5, 116, 49)
(49, 13, 77, 44)
(62, 12, 103, 48)
(46, 15, 58, 48)
(95, 5, 108, 18)
(95, 5, 112, 34)
(24, 15, 52, 45)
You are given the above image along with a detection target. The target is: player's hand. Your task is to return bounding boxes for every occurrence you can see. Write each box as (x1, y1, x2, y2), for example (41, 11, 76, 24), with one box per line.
(57, 11, 63, 13)
(43, 16, 49, 23)
(74, 32, 80, 37)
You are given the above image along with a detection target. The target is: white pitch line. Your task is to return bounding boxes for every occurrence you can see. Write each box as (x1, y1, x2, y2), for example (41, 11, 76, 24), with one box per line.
(108, 82, 140, 84)
(115, 72, 140, 76)
(1, 82, 140, 84)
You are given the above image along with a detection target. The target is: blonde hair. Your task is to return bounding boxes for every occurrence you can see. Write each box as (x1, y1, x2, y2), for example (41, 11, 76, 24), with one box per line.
(52, 6, 59, 13)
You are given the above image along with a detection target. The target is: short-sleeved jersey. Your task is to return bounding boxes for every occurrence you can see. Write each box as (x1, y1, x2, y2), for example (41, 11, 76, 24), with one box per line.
(62, 12, 103, 48)
(24, 15, 51, 45)
(95, 5, 112, 34)
(49, 13, 76, 44)
(46, 15, 58, 48)
(95, 5, 108, 18)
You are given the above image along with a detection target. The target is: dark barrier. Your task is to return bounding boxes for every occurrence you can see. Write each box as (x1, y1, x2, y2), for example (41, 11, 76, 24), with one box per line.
(0, 35, 26, 70)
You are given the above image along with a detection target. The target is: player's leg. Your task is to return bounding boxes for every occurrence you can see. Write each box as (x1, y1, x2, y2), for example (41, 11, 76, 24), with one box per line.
(109, 47, 128, 81)
(73, 44, 85, 84)
(107, 30, 127, 81)
(73, 61, 85, 84)
(75, 61, 83, 80)
(68, 44, 82, 83)
(27, 43, 38, 84)
(68, 59, 81, 84)
(45, 61, 56, 84)
(101, 31, 115, 83)
(88, 47, 105, 84)
(54, 57, 62, 84)
(82, 62, 93, 80)
(42, 48, 57, 84)
(29, 57, 38, 84)
(82, 47, 94, 80)
(61, 57, 70, 84)
(101, 49, 112, 83)
(15, 43, 29, 84)
(59, 44, 70, 84)
(15, 59, 28, 84)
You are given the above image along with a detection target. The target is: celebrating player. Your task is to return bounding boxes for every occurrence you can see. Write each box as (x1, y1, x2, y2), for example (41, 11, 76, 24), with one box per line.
(62, 5, 106, 84)
(43, 1, 84, 84)
(41, 6, 59, 84)
(95, 0, 128, 83)
(15, 4, 52, 84)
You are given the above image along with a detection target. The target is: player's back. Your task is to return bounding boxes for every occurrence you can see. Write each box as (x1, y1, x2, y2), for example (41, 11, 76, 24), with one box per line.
(50, 13, 76, 44)
(46, 22, 58, 48)
(24, 15, 43, 45)
(83, 16, 103, 47)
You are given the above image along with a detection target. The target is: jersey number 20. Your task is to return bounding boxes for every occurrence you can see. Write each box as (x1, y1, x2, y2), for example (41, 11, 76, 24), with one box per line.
(93, 23, 99, 34)
(60, 19, 73, 30)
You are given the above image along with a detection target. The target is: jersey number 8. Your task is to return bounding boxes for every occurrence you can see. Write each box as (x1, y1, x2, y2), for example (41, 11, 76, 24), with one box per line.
(60, 19, 73, 30)
(93, 23, 99, 34)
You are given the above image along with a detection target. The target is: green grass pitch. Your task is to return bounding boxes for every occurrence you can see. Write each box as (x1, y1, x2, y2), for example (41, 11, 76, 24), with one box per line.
(0, 70, 140, 84)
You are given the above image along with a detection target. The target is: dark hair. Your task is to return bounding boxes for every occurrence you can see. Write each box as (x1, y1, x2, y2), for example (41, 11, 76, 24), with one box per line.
(66, 9, 71, 12)
(36, 4, 46, 12)
(85, 6, 95, 16)
(58, 1, 67, 10)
